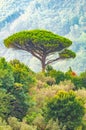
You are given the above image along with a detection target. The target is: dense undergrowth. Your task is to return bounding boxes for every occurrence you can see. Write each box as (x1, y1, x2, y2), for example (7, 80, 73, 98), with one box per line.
(0, 57, 86, 130)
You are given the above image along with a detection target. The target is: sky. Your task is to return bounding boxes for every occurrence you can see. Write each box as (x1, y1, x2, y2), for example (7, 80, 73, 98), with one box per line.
(0, 0, 86, 73)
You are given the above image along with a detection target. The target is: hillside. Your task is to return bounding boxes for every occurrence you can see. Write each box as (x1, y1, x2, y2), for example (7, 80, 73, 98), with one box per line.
(0, 58, 86, 130)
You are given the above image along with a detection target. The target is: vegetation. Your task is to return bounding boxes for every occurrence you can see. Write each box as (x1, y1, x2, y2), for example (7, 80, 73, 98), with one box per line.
(44, 90, 85, 130)
(0, 58, 35, 120)
(0, 29, 85, 130)
(4, 29, 76, 71)
(0, 57, 86, 130)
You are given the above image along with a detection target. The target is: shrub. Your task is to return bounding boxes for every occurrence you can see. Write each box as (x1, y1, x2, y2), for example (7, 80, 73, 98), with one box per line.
(45, 76, 56, 86)
(8, 117, 21, 130)
(46, 119, 66, 130)
(32, 114, 46, 130)
(0, 89, 15, 119)
(20, 122, 37, 130)
(58, 80, 75, 91)
(44, 90, 85, 130)
(0, 117, 12, 130)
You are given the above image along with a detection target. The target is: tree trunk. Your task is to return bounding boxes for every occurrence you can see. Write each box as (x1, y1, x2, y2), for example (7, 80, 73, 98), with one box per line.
(42, 62, 46, 72)
(41, 55, 46, 72)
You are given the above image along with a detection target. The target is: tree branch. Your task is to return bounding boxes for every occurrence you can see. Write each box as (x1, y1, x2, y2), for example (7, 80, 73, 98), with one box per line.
(31, 50, 42, 61)
(12, 42, 43, 61)
(46, 57, 62, 65)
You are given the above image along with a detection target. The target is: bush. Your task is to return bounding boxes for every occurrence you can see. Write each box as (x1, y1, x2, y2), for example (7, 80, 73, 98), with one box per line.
(20, 122, 37, 130)
(46, 119, 66, 130)
(32, 114, 46, 130)
(45, 76, 56, 86)
(44, 90, 85, 130)
(46, 66, 65, 84)
(0, 117, 12, 130)
(8, 117, 21, 130)
(56, 80, 75, 91)
(8, 117, 37, 130)
(0, 89, 15, 119)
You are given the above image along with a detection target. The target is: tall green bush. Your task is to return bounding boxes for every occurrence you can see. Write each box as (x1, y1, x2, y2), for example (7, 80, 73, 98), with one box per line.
(44, 90, 85, 130)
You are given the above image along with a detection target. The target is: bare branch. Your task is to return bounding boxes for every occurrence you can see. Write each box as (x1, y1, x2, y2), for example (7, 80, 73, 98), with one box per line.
(46, 57, 62, 65)
(31, 50, 42, 61)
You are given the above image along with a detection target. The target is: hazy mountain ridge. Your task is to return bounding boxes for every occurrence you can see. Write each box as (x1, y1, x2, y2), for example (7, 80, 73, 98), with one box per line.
(0, 0, 86, 73)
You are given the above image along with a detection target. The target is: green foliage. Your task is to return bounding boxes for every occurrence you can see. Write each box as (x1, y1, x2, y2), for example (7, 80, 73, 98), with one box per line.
(44, 90, 85, 130)
(4, 29, 75, 71)
(0, 58, 11, 70)
(8, 117, 21, 130)
(8, 117, 37, 130)
(46, 119, 66, 130)
(0, 117, 12, 130)
(46, 66, 75, 88)
(72, 77, 83, 89)
(59, 49, 76, 58)
(8, 59, 35, 119)
(4, 30, 72, 49)
(0, 58, 14, 91)
(20, 122, 37, 130)
(76, 89, 86, 100)
(0, 89, 15, 119)
(56, 80, 75, 91)
(36, 72, 47, 82)
(32, 114, 46, 130)
(65, 69, 86, 89)
(10, 59, 34, 90)
(46, 67, 65, 84)
(25, 112, 38, 124)
(46, 65, 53, 72)
(45, 76, 56, 86)
(82, 119, 86, 130)
(46, 66, 85, 90)
(0, 58, 35, 120)
(80, 71, 86, 88)
(0, 57, 85, 129)
(80, 71, 86, 78)
(36, 72, 55, 86)
(54, 71, 66, 84)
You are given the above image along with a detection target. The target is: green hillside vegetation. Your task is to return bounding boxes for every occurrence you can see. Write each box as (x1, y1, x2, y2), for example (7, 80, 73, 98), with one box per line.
(0, 58, 86, 130)
(0, 29, 85, 129)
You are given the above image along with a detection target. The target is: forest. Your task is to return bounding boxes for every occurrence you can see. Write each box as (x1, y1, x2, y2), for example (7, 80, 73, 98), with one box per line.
(0, 57, 86, 130)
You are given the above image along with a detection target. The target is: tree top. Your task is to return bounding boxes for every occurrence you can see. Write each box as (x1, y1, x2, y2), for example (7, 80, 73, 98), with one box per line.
(4, 29, 72, 51)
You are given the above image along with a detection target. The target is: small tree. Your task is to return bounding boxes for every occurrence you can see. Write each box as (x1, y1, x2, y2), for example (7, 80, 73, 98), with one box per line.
(44, 90, 85, 130)
(9, 60, 35, 120)
(4, 30, 76, 72)
(0, 89, 15, 119)
(0, 58, 35, 120)
(0, 58, 14, 91)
